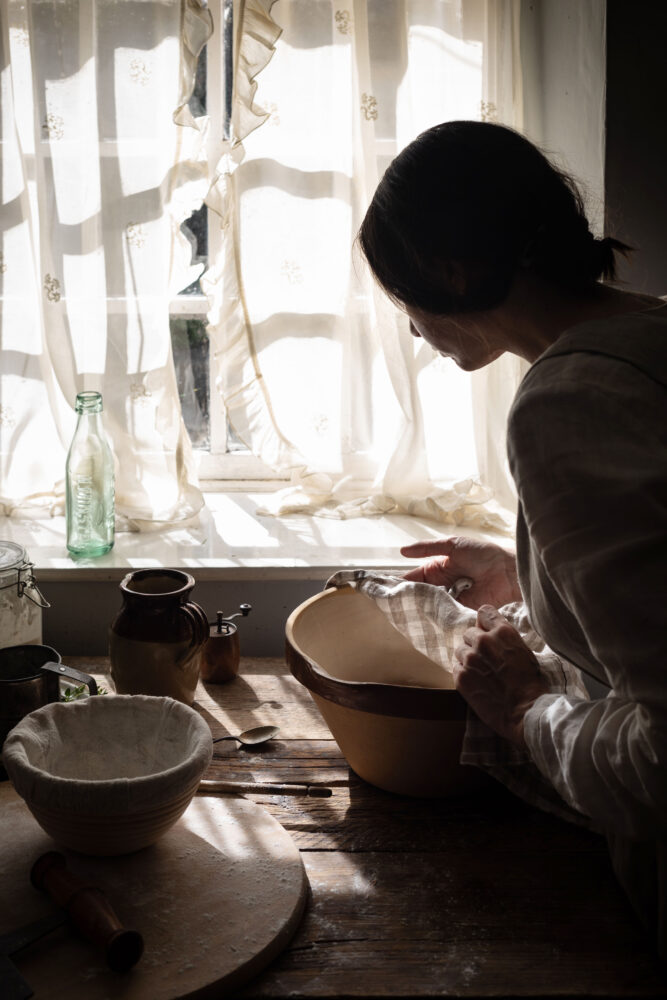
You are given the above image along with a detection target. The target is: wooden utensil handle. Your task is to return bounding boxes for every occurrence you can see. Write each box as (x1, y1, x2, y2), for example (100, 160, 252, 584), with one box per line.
(30, 852, 143, 972)
(199, 778, 333, 798)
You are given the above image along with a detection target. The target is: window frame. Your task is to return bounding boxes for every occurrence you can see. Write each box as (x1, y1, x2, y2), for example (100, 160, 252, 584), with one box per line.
(170, 0, 287, 485)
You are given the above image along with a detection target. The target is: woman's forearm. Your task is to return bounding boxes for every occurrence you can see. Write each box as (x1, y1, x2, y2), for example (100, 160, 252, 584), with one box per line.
(524, 693, 667, 840)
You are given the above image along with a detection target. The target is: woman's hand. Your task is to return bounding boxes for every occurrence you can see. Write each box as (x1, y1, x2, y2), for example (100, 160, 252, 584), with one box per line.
(454, 606, 549, 747)
(400, 536, 521, 609)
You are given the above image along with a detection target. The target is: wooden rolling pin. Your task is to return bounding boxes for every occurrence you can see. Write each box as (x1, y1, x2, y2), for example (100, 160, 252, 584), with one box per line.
(30, 852, 144, 972)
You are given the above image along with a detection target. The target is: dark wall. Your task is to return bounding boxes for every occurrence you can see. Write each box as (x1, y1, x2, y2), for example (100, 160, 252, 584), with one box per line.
(43, 578, 324, 657)
(605, 1, 667, 294)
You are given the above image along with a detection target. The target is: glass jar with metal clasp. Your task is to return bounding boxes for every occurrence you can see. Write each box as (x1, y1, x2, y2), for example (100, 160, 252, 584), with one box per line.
(0, 541, 50, 649)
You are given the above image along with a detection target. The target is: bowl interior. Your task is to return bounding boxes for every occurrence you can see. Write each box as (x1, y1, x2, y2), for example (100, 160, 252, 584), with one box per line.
(14, 695, 205, 781)
(286, 588, 476, 796)
(287, 587, 454, 690)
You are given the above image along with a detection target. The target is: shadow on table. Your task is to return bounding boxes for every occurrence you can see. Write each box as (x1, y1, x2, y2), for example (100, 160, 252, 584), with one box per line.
(336, 769, 665, 995)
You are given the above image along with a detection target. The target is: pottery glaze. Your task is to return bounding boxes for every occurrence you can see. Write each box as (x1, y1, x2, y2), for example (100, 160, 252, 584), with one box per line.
(110, 570, 209, 705)
(286, 586, 489, 797)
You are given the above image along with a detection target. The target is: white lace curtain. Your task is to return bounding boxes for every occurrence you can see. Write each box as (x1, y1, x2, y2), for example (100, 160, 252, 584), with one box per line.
(0, 0, 523, 531)
(0, 0, 211, 527)
(206, 0, 524, 532)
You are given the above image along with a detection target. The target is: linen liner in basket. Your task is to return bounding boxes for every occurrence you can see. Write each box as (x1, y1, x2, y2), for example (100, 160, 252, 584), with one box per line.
(2, 694, 212, 815)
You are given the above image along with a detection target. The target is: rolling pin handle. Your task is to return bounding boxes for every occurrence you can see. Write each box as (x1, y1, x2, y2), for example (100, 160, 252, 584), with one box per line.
(30, 851, 144, 972)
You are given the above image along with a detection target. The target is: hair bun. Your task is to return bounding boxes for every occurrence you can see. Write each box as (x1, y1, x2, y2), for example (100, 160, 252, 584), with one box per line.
(594, 236, 632, 282)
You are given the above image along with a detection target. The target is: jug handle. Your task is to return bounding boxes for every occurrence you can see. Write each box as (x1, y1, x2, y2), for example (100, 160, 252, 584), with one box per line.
(42, 662, 99, 696)
(180, 602, 209, 650)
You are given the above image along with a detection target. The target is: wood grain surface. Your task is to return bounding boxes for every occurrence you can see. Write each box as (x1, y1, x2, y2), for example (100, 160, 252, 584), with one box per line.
(62, 656, 667, 999)
(0, 785, 308, 999)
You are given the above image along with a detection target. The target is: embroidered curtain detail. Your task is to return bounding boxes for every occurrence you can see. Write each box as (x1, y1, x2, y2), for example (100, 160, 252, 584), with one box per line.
(205, 0, 524, 532)
(0, 0, 211, 527)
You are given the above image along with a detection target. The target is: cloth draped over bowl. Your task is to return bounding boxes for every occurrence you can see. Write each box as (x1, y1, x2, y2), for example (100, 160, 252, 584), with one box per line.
(325, 570, 592, 829)
(2, 695, 212, 815)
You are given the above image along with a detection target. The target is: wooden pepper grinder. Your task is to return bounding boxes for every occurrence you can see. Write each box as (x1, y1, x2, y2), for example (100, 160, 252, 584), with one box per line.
(200, 604, 252, 683)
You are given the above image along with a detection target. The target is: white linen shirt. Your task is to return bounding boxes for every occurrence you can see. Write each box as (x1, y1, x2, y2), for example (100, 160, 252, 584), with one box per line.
(507, 304, 667, 947)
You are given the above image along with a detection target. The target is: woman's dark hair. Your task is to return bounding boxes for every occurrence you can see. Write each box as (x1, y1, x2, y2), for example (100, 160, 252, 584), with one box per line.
(358, 120, 630, 314)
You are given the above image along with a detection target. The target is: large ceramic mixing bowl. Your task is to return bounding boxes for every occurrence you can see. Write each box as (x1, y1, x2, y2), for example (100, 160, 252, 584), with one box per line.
(286, 586, 488, 797)
(2, 694, 212, 855)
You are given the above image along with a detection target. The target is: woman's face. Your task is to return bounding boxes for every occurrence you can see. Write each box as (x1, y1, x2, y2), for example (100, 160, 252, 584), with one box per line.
(405, 305, 505, 371)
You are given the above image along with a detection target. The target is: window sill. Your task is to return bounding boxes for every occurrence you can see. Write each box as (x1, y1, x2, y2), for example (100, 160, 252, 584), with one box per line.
(0, 491, 513, 657)
(0, 490, 512, 583)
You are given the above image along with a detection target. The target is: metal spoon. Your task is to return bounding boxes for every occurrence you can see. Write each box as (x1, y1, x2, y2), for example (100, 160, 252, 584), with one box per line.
(212, 725, 279, 747)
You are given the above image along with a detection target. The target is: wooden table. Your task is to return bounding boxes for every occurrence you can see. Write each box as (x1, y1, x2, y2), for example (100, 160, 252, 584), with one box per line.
(70, 657, 666, 999)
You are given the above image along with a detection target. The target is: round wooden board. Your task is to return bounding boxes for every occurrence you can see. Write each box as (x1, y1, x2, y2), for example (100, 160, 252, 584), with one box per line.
(0, 783, 309, 999)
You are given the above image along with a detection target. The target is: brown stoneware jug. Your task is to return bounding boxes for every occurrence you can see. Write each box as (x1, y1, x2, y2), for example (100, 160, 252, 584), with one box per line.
(109, 570, 209, 706)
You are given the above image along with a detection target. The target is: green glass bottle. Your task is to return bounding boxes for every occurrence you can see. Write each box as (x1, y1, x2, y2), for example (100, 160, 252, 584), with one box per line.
(65, 391, 115, 557)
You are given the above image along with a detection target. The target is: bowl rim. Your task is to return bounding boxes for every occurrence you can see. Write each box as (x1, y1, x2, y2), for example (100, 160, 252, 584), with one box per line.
(2, 694, 212, 814)
(285, 587, 467, 721)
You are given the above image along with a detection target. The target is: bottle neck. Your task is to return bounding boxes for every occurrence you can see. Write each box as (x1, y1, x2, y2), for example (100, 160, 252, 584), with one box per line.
(74, 410, 103, 433)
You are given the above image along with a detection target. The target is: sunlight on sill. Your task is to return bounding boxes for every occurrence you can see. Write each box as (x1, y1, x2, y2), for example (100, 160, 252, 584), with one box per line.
(0, 491, 514, 581)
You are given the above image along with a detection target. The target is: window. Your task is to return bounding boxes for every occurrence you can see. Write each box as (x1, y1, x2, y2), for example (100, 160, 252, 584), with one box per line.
(170, 0, 280, 483)
(169, 0, 486, 489)
(0, 0, 525, 526)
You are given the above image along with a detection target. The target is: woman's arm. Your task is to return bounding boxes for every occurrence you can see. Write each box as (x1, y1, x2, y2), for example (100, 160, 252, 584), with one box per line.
(506, 355, 667, 840)
(400, 536, 521, 609)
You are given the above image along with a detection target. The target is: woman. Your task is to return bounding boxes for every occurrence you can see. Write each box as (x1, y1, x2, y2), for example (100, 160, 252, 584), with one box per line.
(358, 121, 667, 951)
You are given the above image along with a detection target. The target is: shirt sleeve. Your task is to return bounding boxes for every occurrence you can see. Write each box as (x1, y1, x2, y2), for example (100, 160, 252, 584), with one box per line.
(509, 353, 667, 840)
